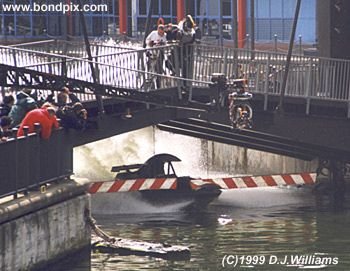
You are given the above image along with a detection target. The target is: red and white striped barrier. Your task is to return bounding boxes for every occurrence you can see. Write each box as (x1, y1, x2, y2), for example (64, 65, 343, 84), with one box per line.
(190, 172, 316, 190)
(88, 173, 316, 193)
(89, 178, 177, 193)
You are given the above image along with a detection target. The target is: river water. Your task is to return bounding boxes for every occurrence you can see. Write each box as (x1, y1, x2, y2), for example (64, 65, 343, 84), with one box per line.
(58, 188, 350, 271)
(59, 129, 350, 271)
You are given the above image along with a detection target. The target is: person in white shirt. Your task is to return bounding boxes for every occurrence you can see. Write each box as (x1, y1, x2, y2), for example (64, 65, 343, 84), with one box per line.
(145, 24, 167, 47)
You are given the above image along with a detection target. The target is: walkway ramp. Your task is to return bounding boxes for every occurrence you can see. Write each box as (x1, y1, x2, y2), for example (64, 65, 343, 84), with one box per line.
(158, 118, 350, 161)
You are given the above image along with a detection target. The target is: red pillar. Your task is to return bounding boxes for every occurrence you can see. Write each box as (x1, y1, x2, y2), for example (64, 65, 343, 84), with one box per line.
(119, 0, 127, 35)
(237, 0, 247, 48)
(66, 0, 73, 35)
(177, 0, 185, 23)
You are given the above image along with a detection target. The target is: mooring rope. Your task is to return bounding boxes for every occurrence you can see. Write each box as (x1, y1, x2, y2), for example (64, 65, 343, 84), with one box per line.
(84, 208, 116, 243)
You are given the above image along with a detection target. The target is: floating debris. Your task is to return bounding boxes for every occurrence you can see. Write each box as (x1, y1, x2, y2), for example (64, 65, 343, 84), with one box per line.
(92, 235, 191, 260)
(86, 209, 190, 260)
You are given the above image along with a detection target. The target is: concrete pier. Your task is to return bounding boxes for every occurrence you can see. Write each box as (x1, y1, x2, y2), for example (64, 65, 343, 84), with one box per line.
(0, 180, 90, 271)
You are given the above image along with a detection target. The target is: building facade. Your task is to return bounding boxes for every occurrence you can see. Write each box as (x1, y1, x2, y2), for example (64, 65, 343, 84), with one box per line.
(0, 0, 316, 43)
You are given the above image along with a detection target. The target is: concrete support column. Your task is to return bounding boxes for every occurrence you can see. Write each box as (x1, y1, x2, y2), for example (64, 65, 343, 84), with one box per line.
(119, 0, 127, 35)
(0, 181, 90, 271)
(177, 0, 185, 23)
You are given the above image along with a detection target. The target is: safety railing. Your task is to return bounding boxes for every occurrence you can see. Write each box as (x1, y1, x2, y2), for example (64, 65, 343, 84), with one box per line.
(0, 43, 183, 97)
(8, 39, 142, 58)
(0, 126, 72, 200)
(2, 40, 350, 108)
(191, 44, 350, 103)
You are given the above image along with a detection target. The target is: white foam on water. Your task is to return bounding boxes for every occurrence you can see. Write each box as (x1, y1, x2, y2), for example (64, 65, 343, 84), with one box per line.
(213, 186, 313, 208)
(74, 127, 207, 180)
(74, 127, 314, 212)
(91, 192, 193, 215)
(154, 129, 205, 178)
(74, 127, 155, 181)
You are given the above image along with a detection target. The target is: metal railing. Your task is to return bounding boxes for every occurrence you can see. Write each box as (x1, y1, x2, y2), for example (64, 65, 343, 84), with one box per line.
(0, 42, 185, 98)
(2, 40, 350, 112)
(191, 44, 350, 103)
(0, 127, 72, 200)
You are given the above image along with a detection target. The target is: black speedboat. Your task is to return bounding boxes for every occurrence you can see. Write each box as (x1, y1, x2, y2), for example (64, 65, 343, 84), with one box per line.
(89, 154, 221, 213)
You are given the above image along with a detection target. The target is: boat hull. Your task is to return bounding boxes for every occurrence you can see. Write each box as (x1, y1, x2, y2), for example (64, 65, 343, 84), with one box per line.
(90, 184, 221, 215)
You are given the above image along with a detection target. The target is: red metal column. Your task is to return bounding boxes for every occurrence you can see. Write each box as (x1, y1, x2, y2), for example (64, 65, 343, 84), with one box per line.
(119, 0, 127, 35)
(237, 0, 247, 48)
(177, 0, 185, 23)
(67, 0, 73, 35)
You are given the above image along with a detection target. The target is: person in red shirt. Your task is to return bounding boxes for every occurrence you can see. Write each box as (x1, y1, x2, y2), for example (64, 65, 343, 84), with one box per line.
(17, 107, 59, 139)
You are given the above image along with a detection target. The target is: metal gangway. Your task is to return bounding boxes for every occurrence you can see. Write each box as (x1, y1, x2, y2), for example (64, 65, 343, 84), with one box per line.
(2, 39, 350, 202)
(1, 39, 350, 116)
(0, 40, 191, 105)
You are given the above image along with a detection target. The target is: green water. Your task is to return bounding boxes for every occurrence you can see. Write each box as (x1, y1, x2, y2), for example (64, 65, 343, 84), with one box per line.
(63, 193, 350, 271)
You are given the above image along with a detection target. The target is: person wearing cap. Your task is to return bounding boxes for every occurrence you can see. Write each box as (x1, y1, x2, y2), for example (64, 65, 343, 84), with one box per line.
(145, 24, 167, 48)
(17, 107, 59, 140)
(8, 89, 37, 128)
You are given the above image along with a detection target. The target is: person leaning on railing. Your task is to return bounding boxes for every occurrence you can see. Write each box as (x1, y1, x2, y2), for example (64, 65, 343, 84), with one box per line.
(8, 89, 38, 128)
(56, 102, 88, 131)
(56, 86, 81, 108)
(177, 15, 196, 83)
(144, 24, 168, 87)
(0, 116, 13, 142)
(0, 94, 15, 118)
(164, 23, 180, 75)
(17, 105, 59, 140)
(145, 24, 167, 48)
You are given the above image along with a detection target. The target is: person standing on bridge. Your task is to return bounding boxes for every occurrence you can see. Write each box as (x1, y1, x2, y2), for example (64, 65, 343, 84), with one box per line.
(145, 24, 167, 88)
(177, 15, 196, 85)
(164, 23, 180, 75)
(145, 24, 167, 48)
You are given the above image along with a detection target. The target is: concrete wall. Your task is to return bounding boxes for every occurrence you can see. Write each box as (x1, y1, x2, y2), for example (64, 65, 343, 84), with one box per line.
(74, 127, 316, 180)
(202, 140, 317, 175)
(0, 182, 90, 271)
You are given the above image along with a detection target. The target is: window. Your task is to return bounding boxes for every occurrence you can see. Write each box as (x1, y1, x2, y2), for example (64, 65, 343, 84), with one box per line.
(139, 0, 147, 15)
(161, 0, 171, 15)
(152, 0, 159, 15)
(270, 0, 282, 17)
(187, 0, 195, 16)
(222, 0, 231, 16)
(33, 15, 46, 35)
(207, 1, 218, 16)
(16, 15, 31, 36)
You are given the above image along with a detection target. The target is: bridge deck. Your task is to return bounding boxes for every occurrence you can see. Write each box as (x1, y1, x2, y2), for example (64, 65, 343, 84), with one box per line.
(1, 40, 350, 162)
